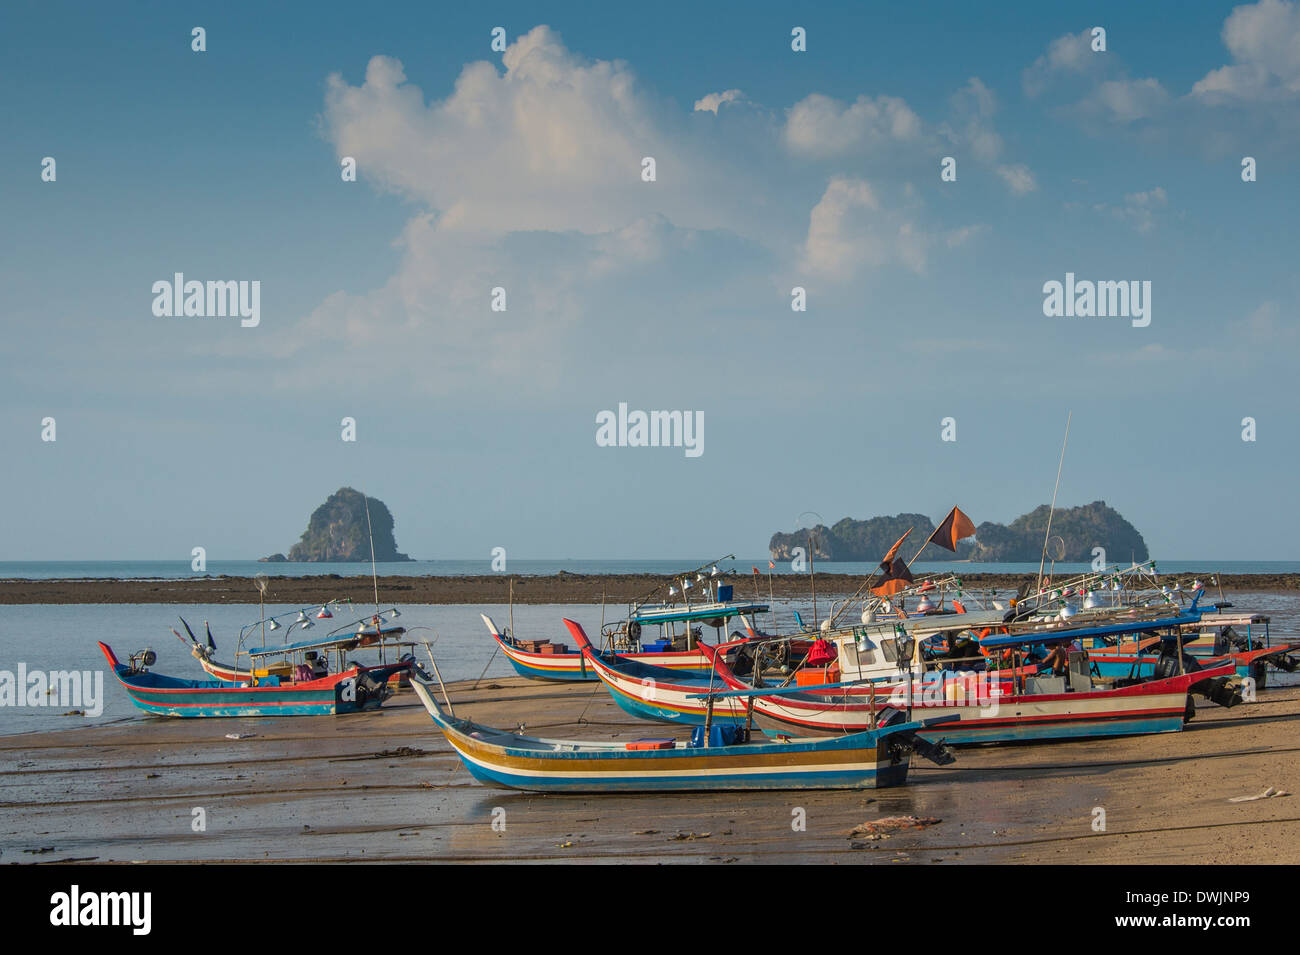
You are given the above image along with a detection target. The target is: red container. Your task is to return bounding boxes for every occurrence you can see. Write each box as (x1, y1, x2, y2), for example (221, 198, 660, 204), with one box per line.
(625, 739, 676, 750)
(795, 665, 840, 687)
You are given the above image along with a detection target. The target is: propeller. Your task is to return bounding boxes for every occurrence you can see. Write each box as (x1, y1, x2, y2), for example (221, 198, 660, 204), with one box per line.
(205, 621, 216, 651)
(179, 616, 199, 643)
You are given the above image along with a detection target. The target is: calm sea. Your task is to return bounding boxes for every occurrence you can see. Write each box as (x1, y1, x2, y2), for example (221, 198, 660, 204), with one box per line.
(4, 559, 1299, 580)
(2, 592, 1298, 736)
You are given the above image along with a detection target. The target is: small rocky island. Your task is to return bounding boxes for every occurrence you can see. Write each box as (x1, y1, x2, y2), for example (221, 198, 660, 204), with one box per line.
(262, 487, 413, 562)
(770, 501, 1148, 563)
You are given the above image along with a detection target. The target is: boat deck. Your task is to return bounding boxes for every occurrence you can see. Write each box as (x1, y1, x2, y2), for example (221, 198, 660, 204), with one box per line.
(3, 677, 1300, 864)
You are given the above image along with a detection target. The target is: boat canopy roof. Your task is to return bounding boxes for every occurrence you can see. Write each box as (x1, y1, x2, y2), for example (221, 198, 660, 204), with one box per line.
(245, 627, 408, 658)
(979, 610, 1203, 649)
(629, 601, 769, 626)
(1197, 612, 1269, 626)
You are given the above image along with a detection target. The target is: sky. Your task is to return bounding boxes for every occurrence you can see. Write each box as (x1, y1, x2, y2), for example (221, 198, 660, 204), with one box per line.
(2, 1, 1298, 561)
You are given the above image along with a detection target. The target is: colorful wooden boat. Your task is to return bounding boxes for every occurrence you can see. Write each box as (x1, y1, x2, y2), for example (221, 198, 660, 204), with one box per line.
(99, 642, 411, 718)
(485, 607, 763, 682)
(1079, 613, 1298, 687)
(567, 604, 1238, 729)
(175, 610, 409, 684)
(564, 618, 754, 725)
(696, 641, 1239, 744)
(408, 664, 958, 792)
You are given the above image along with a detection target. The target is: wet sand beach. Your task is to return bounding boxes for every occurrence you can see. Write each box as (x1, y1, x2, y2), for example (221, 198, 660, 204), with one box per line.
(3, 678, 1299, 864)
(3, 572, 1297, 605)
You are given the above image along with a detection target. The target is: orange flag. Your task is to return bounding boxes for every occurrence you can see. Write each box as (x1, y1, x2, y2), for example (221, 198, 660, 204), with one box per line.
(870, 558, 914, 597)
(881, 528, 912, 565)
(928, 507, 976, 552)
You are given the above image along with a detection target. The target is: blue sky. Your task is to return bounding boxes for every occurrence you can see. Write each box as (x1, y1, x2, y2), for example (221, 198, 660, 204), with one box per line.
(3, 1, 1298, 561)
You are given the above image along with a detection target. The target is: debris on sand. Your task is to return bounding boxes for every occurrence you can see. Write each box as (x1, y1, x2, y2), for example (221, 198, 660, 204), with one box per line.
(372, 746, 428, 758)
(849, 816, 942, 838)
(1228, 786, 1290, 803)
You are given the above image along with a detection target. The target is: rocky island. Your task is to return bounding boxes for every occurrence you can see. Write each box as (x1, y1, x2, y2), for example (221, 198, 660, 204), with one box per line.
(770, 501, 1148, 563)
(263, 487, 413, 562)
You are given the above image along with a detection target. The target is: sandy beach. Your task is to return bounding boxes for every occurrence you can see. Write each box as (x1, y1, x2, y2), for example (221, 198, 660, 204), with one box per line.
(3, 676, 1299, 864)
(3, 572, 1297, 605)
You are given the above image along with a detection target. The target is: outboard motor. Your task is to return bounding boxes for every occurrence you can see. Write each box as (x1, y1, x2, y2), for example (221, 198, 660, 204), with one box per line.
(1152, 648, 1201, 680)
(1191, 676, 1241, 708)
(731, 645, 755, 677)
(1214, 625, 1250, 655)
(885, 727, 955, 766)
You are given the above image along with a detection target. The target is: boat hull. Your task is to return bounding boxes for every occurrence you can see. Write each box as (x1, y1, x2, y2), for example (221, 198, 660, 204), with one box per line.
(747, 690, 1192, 743)
(99, 643, 406, 718)
(409, 677, 923, 792)
(698, 642, 1237, 745)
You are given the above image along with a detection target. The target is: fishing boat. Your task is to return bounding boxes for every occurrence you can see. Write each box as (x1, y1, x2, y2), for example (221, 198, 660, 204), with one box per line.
(484, 610, 764, 682)
(574, 585, 1249, 743)
(486, 558, 773, 681)
(176, 606, 409, 684)
(564, 619, 755, 725)
(1080, 612, 1299, 688)
(408, 659, 959, 792)
(696, 626, 1241, 745)
(98, 642, 412, 718)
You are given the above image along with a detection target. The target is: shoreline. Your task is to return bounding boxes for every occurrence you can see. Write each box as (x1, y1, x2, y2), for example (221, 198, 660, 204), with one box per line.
(1, 571, 1298, 605)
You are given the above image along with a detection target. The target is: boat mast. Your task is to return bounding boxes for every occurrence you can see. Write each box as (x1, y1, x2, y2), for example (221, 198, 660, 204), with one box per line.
(363, 493, 384, 663)
(1037, 411, 1072, 594)
(808, 529, 818, 629)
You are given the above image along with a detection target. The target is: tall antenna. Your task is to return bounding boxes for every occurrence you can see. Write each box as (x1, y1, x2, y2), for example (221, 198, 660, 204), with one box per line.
(363, 493, 380, 614)
(1037, 411, 1073, 592)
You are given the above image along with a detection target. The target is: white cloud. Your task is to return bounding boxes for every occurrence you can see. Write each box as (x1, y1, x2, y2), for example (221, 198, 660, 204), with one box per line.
(944, 224, 990, 248)
(303, 26, 983, 389)
(1023, 30, 1168, 125)
(1084, 77, 1171, 122)
(801, 178, 930, 278)
(1119, 186, 1167, 233)
(943, 77, 1003, 161)
(996, 163, 1038, 195)
(1089, 186, 1168, 233)
(940, 78, 1036, 194)
(694, 89, 744, 113)
(1023, 30, 1099, 97)
(322, 27, 697, 237)
(1231, 300, 1299, 342)
(784, 92, 921, 157)
(1193, 0, 1300, 101)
